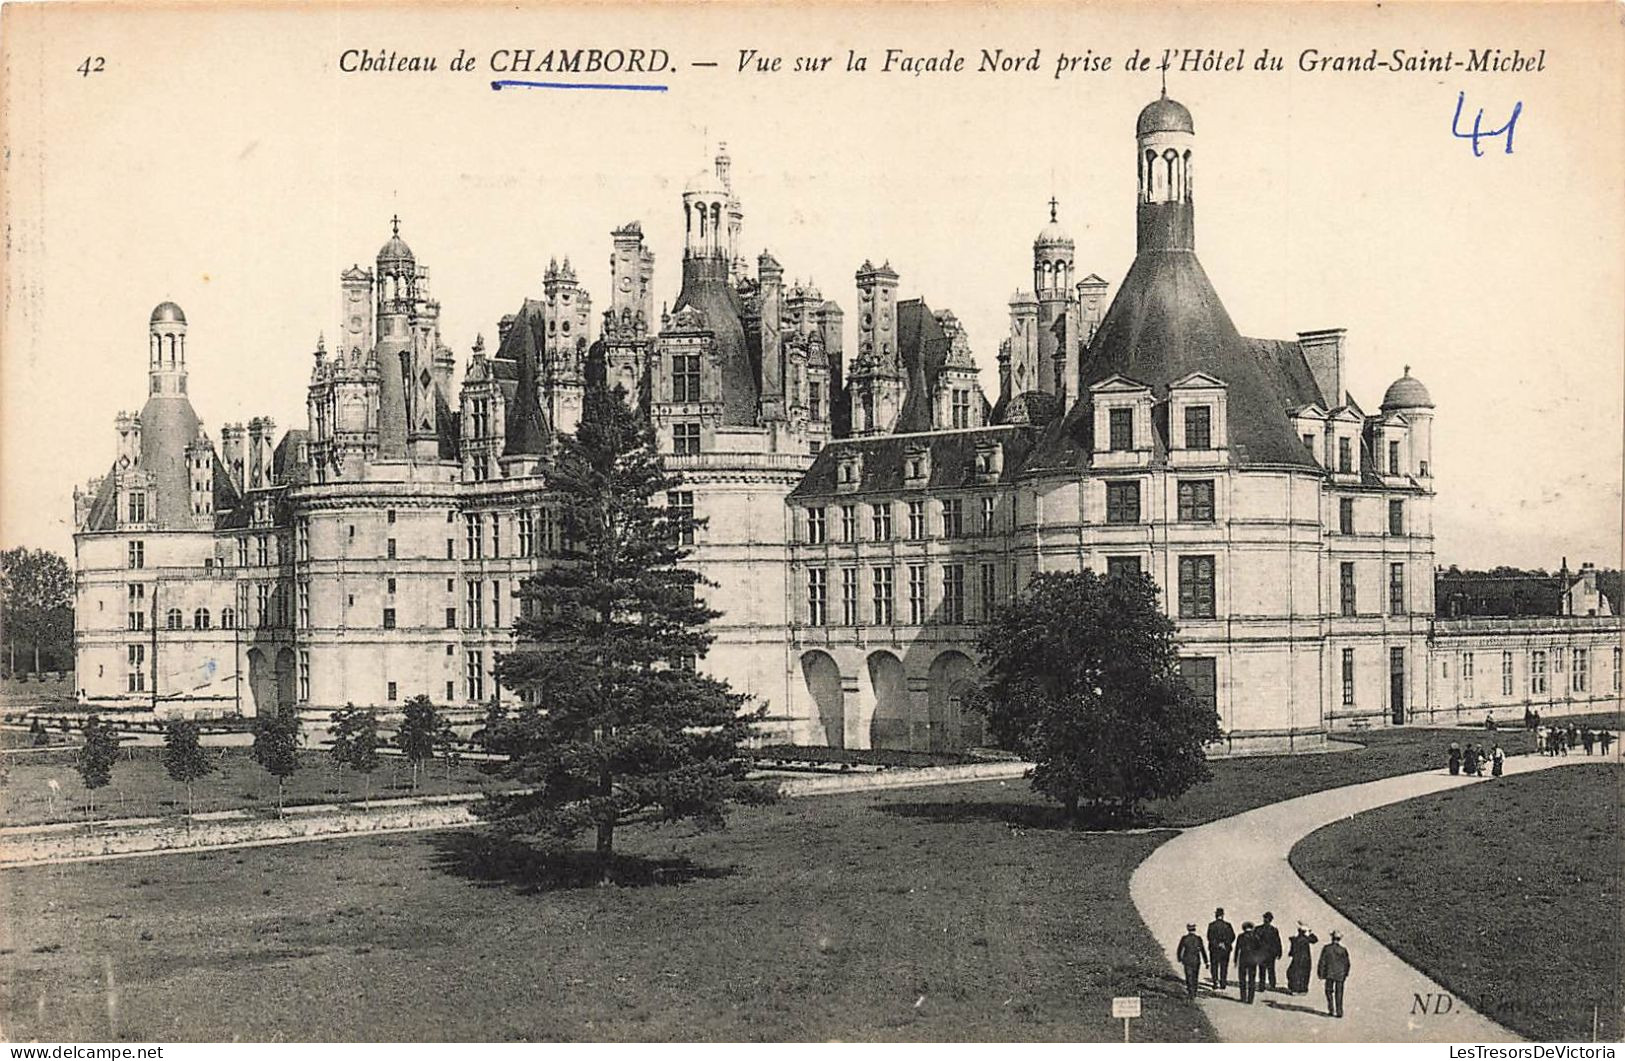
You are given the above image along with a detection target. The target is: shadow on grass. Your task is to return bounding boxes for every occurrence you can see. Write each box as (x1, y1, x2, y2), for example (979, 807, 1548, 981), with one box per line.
(429, 831, 736, 894)
(877, 799, 1166, 832)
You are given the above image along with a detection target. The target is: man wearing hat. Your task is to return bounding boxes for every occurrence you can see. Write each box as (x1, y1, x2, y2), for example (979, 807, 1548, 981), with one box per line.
(1236, 921, 1263, 1003)
(1317, 930, 1351, 1017)
(1205, 907, 1236, 991)
(1176, 923, 1208, 998)
(1258, 911, 1283, 991)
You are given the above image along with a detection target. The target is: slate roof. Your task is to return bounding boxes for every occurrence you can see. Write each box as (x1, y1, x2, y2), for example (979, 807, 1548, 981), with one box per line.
(894, 299, 952, 434)
(497, 299, 549, 456)
(673, 258, 757, 426)
(789, 425, 1037, 500)
(1024, 250, 1327, 474)
(1436, 574, 1566, 617)
(82, 465, 120, 532)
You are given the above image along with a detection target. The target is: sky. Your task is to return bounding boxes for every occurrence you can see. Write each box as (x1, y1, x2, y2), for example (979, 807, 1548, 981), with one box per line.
(2, 2, 1621, 570)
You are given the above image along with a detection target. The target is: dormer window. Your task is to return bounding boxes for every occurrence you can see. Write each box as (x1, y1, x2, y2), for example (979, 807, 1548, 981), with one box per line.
(903, 445, 930, 487)
(973, 441, 1004, 483)
(837, 452, 864, 493)
(1185, 406, 1212, 450)
(1109, 408, 1134, 451)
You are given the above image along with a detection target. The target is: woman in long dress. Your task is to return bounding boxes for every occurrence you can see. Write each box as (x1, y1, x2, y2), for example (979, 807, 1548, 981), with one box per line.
(1286, 925, 1318, 993)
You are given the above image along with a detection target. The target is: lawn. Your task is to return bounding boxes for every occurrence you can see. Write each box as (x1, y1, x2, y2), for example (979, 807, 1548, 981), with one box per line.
(0, 747, 506, 826)
(0, 723, 1585, 1042)
(1291, 763, 1622, 1042)
(0, 779, 1214, 1042)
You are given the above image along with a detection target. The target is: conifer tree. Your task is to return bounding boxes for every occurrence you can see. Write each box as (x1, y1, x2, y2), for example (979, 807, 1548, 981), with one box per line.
(483, 382, 774, 883)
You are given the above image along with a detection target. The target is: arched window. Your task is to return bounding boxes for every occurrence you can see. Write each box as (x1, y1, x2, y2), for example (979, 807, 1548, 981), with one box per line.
(166, 608, 184, 630)
(220, 607, 236, 630)
(1183, 149, 1193, 199)
(193, 608, 211, 630)
(1164, 148, 1179, 201)
(1144, 149, 1157, 200)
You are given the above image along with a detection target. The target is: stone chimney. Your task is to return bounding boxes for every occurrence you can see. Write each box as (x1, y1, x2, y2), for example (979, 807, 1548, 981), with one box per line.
(1298, 328, 1348, 408)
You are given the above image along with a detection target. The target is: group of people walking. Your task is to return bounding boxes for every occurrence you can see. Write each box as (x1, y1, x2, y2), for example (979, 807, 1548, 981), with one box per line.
(1176, 909, 1350, 1018)
(1447, 741, 1503, 777)
(1534, 722, 1611, 757)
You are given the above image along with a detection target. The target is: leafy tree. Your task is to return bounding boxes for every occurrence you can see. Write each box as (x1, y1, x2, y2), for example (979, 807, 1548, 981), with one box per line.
(161, 719, 216, 818)
(251, 711, 302, 816)
(397, 695, 440, 791)
(483, 382, 775, 883)
(975, 570, 1222, 824)
(329, 705, 381, 805)
(75, 715, 121, 815)
(1, 547, 74, 676)
(433, 715, 461, 782)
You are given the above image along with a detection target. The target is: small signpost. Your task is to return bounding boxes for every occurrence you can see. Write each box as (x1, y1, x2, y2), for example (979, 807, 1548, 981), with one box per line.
(1112, 995, 1141, 1043)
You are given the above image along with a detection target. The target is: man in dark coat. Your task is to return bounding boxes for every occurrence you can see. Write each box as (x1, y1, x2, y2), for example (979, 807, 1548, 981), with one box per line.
(1176, 923, 1208, 998)
(1257, 911, 1283, 991)
(1582, 728, 1595, 754)
(1448, 742, 1461, 775)
(1462, 744, 1479, 776)
(1286, 923, 1318, 993)
(1600, 730, 1615, 756)
(1236, 921, 1263, 1003)
(1317, 930, 1351, 1017)
(1206, 908, 1236, 990)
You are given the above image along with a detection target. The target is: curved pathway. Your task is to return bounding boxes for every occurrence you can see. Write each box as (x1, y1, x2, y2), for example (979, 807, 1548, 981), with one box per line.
(1131, 746, 1615, 1042)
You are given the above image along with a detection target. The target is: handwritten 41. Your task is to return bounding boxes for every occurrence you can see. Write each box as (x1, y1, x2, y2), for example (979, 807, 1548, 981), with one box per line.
(1452, 91, 1522, 157)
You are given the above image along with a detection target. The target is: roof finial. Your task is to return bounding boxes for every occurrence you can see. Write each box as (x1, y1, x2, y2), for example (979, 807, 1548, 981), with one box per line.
(390, 213, 401, 237)
(1048, 197, 1059, 223)
(1160, 59, 1168, 99)
(1404, 364, 1411, 376)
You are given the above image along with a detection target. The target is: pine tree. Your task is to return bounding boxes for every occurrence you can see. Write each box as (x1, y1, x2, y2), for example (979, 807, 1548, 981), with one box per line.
(397, 695, 440, 791)
(975, 570, 1223, 823)
(251, 712, 302, 816)
(161, 719, 216, 819)
(484, 382, 775, 883)
(75, 715, 121, 816)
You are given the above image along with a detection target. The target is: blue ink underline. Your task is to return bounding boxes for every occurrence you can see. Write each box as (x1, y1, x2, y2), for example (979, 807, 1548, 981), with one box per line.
(491, 79, 668, 92)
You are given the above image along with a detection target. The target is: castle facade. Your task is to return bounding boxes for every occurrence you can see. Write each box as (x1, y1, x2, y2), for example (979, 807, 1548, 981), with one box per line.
(72, 96, 1622, 749)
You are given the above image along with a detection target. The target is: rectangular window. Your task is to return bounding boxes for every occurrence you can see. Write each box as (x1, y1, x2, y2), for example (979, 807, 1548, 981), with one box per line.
(382, 607, 397, 630)
(1341, 648, 1355, 706)
(297, 582, 310, 629)
(980, 562, 997, 620)
(466, 649, 485, 702)
(1388, 500, 1405, 536)
(1179, 657, 1217, 711)
(256, 535, 270, 566)
(951, 389, 972, 429)
(872, 503, 893, 542)
(1177, 480, 1215, 523)
(1185, 405, 1212, 450)
(1106, 481, 1141, 525)
(942, 564, 965, 624)
(1106, 556, 1142, 580)
(1340, 562, 1357, 617)
(841, 567, 859, 625)
(807, 568, 827, 626)
(871, 566, 894, 625)
(1572, 648, 1588, 693)
(491, 580, 502, 629)
(445, 607, 457, 629)
(1502, 651, 1514, 697)
(806, 507, 826, 545)
(465, 580, 482, 629)
(1389, 563, 1405, 616)
(1178, 556, 1216, 619)
(1390, 647, 1406, 716)
(980, 496, 995, 536)
(128, 490, 147, 523)
(1615, 647, 1622, 693)
(840, 504, 858, 543)
(1338, 436, 1353, 473)
(297, 519, 310, 561)
(1339, 498, 1354, 535)
(465, 514, 482, 559)
(1388, 440, 1401, 476)
(237, 537, 249, 567)
(907, 500, 927, 539)
(1531, 650, 1548, 694)
(446, 538, 455, 560)
(518, 509, 534, 556)
(1462, 652, 1475, 698)
(1109, 407, 1134, 451)
(809, 382, 823, 422)
(386, 537, 397, 560)
(489, 515, 501, 559)
(298, 650, 310, 703)
(673, 353, 702, 402)
(941, 498, 964, 539)
(387, 681, 398, 702)
(673, 422, 701, 456)
(668, 491, 695, 547)
(908, 564, 927, 624)
(257, 583, 271, 628)
(127, 541, 145, 569)
(126, 644, 146, 693)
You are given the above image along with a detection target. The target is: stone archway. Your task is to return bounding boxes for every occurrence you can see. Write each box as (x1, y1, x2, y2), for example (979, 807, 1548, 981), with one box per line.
(800, 650, 845, 749)
(245, 647, 276, 717)
(861, 651, 913, 751)
(275, 648, 296, 715)
(928, 650, 981, 751)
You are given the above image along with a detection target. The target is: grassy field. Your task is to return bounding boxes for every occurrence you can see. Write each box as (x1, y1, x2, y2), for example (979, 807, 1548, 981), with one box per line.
(0, 747, 506, 825)
(1292, 763, 1622, 1042)
(0, 724, 1583, 1041)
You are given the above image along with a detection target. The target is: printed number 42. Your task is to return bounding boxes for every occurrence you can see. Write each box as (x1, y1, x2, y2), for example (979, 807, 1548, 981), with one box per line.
(77, 56, 106, 77)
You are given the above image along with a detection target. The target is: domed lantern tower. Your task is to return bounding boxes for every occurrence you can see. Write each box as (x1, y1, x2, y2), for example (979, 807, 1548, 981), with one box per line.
(1136, 89, 1196, 253)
